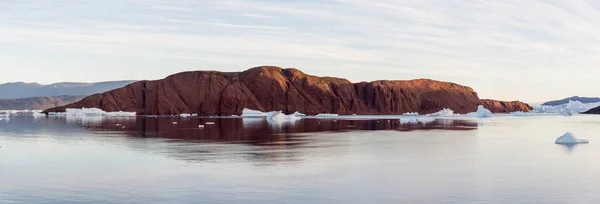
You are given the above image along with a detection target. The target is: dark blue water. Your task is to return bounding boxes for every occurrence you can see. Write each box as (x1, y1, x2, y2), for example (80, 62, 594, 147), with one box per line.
(1, 115, 599, 203)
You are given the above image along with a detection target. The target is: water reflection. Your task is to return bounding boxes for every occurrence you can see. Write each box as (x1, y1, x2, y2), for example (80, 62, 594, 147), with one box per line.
(1, 116, 478, 164)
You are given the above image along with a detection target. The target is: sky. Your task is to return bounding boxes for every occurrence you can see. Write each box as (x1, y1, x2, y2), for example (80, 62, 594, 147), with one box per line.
(1, 0, 600, 102)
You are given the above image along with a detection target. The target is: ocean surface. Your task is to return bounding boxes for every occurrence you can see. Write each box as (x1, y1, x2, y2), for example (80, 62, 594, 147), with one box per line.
(1, 115, 600, 203)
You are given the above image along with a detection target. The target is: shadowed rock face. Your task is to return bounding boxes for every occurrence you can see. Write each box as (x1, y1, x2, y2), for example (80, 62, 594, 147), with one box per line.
(43, 66, 525, 115)
(480, 99, 533, 113)
(582, 106, 600, 114)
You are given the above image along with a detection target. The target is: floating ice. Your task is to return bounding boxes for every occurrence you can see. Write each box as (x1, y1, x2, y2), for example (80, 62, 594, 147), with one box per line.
(426, 108, 455, 117)
(292, 111, 306, 117)
(466, 105, 493, 118)
(241, 108, 267, 117)
(402, 112, 419, 116)
(533, 100, 600, 114)
(0, 112, 8, 118)
(198, 125, 204, 128)
(172, 122, 178, 125)
(555, 132, 589, 144)
(316, 113, 339, 117)
(66, 108, 136, 117)
(399, 117, 435, 124)
(180, 113, 191, 117)
(205, 122, 215, 125)
(266, 111, 301, 122)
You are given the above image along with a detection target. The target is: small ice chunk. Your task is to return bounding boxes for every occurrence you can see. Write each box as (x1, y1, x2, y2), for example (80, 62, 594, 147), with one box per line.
(292, 111, 306, 117)
(205, 122, 215, 125)
(198, 125, 204, 128)
(466, 105, 493, 118)
(316, 113, 339, 117)
(426, 108, 455, 117)
(173, 122, 178, 125)
(266, 111, 301, 123)
(403, 112, 419, 116)
(241, 108, 267, 117)
(180, 113, 191, 117)
(555, 132, 589, 144)
(116, 124, 122, 126)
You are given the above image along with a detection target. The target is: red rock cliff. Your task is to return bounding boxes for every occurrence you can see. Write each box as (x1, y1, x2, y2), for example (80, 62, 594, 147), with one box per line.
(43, 66, 525, 115)
(480, 99, 533, 113)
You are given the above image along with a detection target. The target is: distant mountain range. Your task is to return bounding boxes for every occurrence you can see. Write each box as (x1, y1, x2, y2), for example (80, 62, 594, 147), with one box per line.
(0, 80, 135, 99)
(542, 96, 600, 106)
(0, 95, 85, 110)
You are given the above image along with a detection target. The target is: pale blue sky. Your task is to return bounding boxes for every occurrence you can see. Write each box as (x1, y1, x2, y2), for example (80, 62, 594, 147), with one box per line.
(2, 0, 600, 102)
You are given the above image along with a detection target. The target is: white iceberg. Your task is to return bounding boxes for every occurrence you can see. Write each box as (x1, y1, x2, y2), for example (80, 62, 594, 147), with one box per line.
(399, 117, 435, 124)
(179, 113, 192, 117)
(532, 100, 600, 114)
(266, 111, 301, 123)
(426, 108, 455, 117)
(402, 112, 419, 116)
(65, 108, 136, 117)
(241, 108, 267, 117)
(466, 105, 492, 118)
(555, 132, 589, 144)
(316, 113, 339, 117)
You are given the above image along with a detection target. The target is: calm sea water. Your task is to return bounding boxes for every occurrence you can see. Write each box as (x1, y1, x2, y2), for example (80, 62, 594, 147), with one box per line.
(1, 115, 600, 203)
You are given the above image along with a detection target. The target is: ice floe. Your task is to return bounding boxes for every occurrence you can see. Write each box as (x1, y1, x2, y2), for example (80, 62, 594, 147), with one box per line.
(402, 112, 419, 116)
(179, 113, 192, 117)
(466, 105, 493, 118)
(426, 108, 455, 117)
(266, 111, 301, 123)
(400, 117, 435, 124)
(555, 132, 589, 144)
(315, 113, 339, 117)
(241, 108, 267, 117)
(65, 108, 136, 117)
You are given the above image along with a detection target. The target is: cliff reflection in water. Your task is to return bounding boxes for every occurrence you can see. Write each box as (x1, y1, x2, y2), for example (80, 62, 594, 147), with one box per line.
(80, 117, 478, 143)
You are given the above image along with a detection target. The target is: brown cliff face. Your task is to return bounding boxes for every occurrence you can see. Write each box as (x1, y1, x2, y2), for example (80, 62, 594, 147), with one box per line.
(43, 66, 524, 115)
(0, 95, 85, 110)
(480, 99, 533, 113)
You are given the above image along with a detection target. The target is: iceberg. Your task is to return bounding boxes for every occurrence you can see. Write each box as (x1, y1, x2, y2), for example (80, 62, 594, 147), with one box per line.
(426, 108, 455, 117)
(179, 113, 192, 117)
(532, 100, 600, 114)
(399, 117, 435, 124)
(466, 105, 492, 118)
(402, 112, 419, 116)
(65, 108, 136, 117)
(316, 113, 339, 117)
(555, 132, 589, 144)
(0, 112, 8, 118)
(241, 108, 267, 117)
(266, 111, 301, 123)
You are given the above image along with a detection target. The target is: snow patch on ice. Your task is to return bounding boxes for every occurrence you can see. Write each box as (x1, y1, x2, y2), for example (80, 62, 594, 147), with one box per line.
(466, 105, 493, 118)
(555, 132, 589, 144)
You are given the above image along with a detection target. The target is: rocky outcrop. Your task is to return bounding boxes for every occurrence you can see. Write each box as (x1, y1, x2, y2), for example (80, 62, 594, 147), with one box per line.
(480, 99, 533, 113)
(582, 106, 600, 114)
(43, 66, 530, 115)
(0, 95, 85, 110)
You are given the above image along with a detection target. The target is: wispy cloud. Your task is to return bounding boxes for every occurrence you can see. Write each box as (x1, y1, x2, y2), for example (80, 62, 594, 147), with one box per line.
(1, 0, 600, 101)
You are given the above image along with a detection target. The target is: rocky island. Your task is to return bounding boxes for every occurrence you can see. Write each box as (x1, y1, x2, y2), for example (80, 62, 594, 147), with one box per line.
(43, 66, 531, 116)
